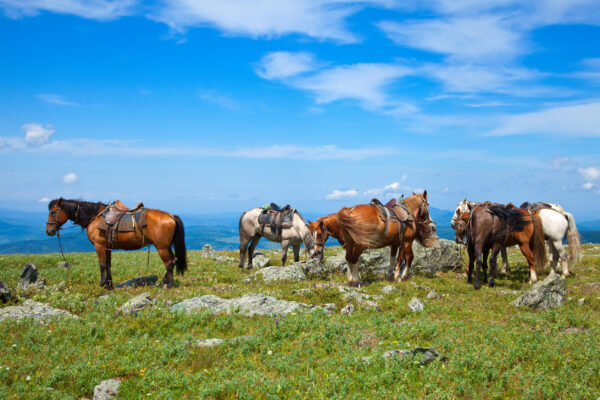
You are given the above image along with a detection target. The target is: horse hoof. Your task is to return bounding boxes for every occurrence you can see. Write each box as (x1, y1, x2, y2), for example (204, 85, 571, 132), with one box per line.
(474, 282, 481, 290)
(489, 281, 495, 288)
(162, 282, 173, 289)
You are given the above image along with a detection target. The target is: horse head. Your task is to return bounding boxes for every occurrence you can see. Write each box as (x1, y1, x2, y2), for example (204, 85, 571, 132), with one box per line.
(308, 219, 329, 261)
(407, 190, 437, 248)
(454, 209, 469, 245)
(451, 197, 470, 229)
(46, 198, 69, 236)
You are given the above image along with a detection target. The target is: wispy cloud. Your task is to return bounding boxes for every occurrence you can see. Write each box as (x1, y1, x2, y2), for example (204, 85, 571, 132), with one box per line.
(196, 89, 240, 110)
(37, 94, 80, 107)
(38, 197, 50, 203)
(23, 122, 54, 146)
(325, 189, 359, 200)
(578, 166, 600, 181)
(0, 0, 136, 20)
(255, 51, 316, 80)
(151, 0, 392, 43)
(485, 101, 600, 137)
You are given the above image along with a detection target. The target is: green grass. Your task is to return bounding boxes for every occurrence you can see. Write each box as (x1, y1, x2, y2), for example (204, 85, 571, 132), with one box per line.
(1, 245, 599, 399)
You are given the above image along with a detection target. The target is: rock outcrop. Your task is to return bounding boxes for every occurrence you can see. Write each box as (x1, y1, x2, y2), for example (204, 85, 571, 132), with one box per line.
(117, 293, 154, 315)
(251, 265, 307, 282)
(93, 379, 120, 400)
(0, 300, 77, 322)
(513, 274, 566, 310)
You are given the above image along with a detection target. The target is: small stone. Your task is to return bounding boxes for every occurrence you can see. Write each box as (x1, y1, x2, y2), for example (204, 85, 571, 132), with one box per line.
(383, 347, 448, 365)
(577, 298, 586, 305)
(426, 290, 440, 299)
(118, 293, 153, 315)
(341, 304, 355, 315)
(252, 253, 271, 269)
(115, 275, 158, 289)
(250, 265, 306, 282)
(202, 244, 216, 258)
(267, 350, 273, 355)
(57, 261, 71, 268)
(381, 285, 397, 294)
(18, 263, 44, 290)
(93, 379, 120, 400)
(0, 280, 12, 303)
(196, 338, 224, 347)
(408, 297, 424, 312)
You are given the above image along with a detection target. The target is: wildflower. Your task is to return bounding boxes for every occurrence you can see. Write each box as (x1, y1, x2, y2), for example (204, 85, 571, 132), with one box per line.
(26, 376, 32, 381)
(267, 350, 273, 355)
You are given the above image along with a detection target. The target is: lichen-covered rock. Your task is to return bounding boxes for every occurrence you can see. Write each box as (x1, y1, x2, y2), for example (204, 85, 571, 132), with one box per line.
(426, 290, 441, 299)
(117, 293, 153, 315)
(56, 261, 71, 268)
(383, 347, 448, 364)
(341, 304, 355, 315)
(115, 275, 158, 288)
(513, 274, 566, 310)
(252, 253, 271, 269)
(202, 244, 216, 258)
(381, 285, 397, 294)
(171, 293, 331, 316)
(93, 378, 120, 400)
(196, 338, 224, 347)
(338, 287, 382, 310)
(251, 265, 306, 282)
(18, 263, 45, 290)
(0, 300, 77, 322)
(408, 297, 424, 312)
(411, 239, 462, 276)
(302, 258, 327, 279)
(0, 280, 11, 303)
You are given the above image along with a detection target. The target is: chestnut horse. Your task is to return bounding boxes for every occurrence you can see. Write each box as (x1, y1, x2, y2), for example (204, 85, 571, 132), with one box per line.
(45, 198, 187, 288)
(308, 213, 346, 261)
(332, 191, 437, 286)
(455, 204, 546, 289)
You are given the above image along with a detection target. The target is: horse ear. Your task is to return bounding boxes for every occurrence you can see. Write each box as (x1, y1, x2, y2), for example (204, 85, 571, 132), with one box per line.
(412, 191, 416, 195)
(423, 190, 427, 199)
(58, 198, 63, 205)
(467, 202, 474, 211)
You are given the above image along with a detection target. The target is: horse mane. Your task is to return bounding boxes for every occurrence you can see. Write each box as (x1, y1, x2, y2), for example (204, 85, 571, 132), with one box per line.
(488, 205, 530, 236)
(50, 198, 107, 228)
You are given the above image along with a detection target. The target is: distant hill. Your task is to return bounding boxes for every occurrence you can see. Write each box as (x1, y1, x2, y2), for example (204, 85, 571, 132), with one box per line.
(0, 207, 597, 254)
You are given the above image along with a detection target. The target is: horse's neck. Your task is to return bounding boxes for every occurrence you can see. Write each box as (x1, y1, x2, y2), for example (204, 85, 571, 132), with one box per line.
(323, 215, 340, 238)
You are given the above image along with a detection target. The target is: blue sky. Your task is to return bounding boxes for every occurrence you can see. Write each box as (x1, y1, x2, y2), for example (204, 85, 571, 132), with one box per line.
(0, 0, 599, 220)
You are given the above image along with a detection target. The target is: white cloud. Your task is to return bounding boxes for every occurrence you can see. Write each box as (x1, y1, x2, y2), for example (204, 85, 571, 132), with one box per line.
(325, 189, 359, 200)
(255, 51, 316, 80)
(22, 123, 54, 146)
(578, 166, 600, 181)
(379, 16, 522, 62)
(0, 0, 136, 20)
(486, 102, 600, 137)
(38, 197, 50, 202)
(582, 182, 595, 190)
(62, 172, 78, 184)
(442, 187, 450, 193)
(37, 94, 80, 107)
(152, 0, 392, 42)
(571, 58, 600, 83)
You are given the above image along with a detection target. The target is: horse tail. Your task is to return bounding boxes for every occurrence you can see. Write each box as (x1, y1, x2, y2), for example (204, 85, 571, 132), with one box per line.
(531, 213, 547, 274)
(172, 215, 188, 275)
(336, 207, 381, 248)
(564, 211, 581, 261)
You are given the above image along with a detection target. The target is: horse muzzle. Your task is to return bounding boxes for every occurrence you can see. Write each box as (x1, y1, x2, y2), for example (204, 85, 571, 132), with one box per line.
(46, 224, 57, 236)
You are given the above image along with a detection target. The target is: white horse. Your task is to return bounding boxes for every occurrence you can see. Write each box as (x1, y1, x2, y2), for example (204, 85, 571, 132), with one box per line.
(520, 202, 581, 277)
(238, 208, 317, 269)
(451, 199, 511, 274)
(452, 199, 581, 277)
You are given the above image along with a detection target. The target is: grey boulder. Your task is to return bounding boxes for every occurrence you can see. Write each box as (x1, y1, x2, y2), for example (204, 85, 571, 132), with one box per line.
(251, 265, 306, 282)
(202, 243, 216, 258)
(252, 253, 271, 269)
(117, 293, 154, 315)
(513, 274, 566, 310)
(408, 297, 424, 312)
(18, 263, 45, 290)
(93, 379, 121, 400)
(0, 280, 11, 303)
(115, 275, 158, 288)
(0, 300, 78, 322)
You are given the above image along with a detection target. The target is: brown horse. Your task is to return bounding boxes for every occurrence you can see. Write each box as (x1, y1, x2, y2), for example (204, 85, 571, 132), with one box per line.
(308, 213, 346, 260)
(45, 198, 187, 288)
(455, 204, 547, 289)
(332, 191, 437, 286)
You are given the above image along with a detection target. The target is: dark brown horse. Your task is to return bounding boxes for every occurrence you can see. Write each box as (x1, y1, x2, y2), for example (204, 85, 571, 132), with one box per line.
(45, 198, 187, 288)
(455, 204, 547, 289)
(331, 191, 437, 286)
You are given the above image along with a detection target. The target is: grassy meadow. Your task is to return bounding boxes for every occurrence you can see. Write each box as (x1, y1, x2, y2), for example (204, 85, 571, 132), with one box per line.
(0, 245, 599, 399)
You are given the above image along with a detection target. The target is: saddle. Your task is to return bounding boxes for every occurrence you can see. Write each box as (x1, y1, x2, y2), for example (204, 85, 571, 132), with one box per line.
(519, 201, 552, 212)
(370, 198, 413, 237)
(97, 200, 146, 249)
(258, 203, 294, 239)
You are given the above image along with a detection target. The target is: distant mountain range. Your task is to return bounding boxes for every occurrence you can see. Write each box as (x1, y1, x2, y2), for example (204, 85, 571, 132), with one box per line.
(0, 207, 598, 254)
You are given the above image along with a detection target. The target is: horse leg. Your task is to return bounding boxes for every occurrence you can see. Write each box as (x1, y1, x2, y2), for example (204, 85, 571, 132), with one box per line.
(474, 244, 484, 290)
(239, 236, 250, 270)
(292, 242, 300, 263)
(554, 240, 569, 278)
(387, 245, 398, 281)
(281, 240, 289, 266)
(500, 247, 510, 274)
(399, 241, 413, 281)
(247, 236, 260, 270)
(466, 242, 475, 283)
(547, 240, 560, 277)
(105, 249, 114, 289)
(95, 244, 108, 288)
(546, 239, 554, 269)
(489, 244, 502, 288)
(157, 247, 176, 288)
(345, 246, 362, 287)
(519, 243, 537, 284)
(482, 247, 490, 284)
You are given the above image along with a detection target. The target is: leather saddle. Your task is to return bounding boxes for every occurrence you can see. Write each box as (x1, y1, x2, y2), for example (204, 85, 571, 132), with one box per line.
(370, 198, 413, 237)
(519, 201, 552, 212)
(98, 200, 146, 249)
(258, 203, 294, 239)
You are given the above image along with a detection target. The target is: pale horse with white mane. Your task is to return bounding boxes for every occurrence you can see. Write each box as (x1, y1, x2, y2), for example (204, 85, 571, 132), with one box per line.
(238, 207, 317, 269)
(451, 199, 581, 277)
